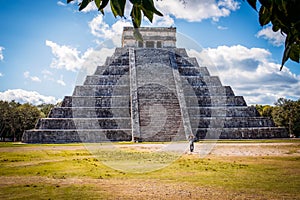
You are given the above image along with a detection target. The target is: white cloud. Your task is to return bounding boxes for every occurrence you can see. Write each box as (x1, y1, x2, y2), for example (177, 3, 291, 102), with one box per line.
(0, 72, 3, 77)
(46, 40, 83, 71)
(0, 89, 58, 105)
(256, 26, 286, 46)
(42, 70, 53, 75)
(57, 75, 66, 86)
(151, 15, 174, 27)
(89, 14, 131, 46)
(187, 45, 300, 105)
(30, 76, 41, 82)
(156, 0, 240, 22)
(57, 1, 66, 6)
(45, 38, 114, 76)
(24, 71, 30, 78)
(217, 25, 228, 30)
(42, 69, 53, 79)
(24, 71, 41, 82)
(0, 46, 4, 61)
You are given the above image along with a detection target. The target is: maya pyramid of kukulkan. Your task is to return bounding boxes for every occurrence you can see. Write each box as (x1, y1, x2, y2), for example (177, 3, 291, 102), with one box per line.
(22, 27, 288, 143)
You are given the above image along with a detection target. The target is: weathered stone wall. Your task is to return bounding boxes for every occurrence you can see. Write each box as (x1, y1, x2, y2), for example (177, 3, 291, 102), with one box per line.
(122, 27, 176, 48)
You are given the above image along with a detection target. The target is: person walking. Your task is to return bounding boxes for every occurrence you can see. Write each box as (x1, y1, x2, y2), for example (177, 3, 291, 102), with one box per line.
(188, 134, 195, 153)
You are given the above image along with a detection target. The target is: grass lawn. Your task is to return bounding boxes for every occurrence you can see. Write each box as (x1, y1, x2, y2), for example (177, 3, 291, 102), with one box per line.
(0, 140, 299, 199)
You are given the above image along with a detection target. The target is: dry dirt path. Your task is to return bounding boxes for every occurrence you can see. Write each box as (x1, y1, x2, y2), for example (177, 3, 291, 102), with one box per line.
(1, 142, 299, 157)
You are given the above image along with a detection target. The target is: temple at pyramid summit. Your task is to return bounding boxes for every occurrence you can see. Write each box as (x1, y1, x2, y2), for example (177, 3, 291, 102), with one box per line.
(22, 27, 288, 143)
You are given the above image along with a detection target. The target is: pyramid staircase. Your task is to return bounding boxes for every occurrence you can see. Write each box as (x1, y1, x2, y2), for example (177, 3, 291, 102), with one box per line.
(22, 28, 288, 143)
(173, 49, 287, 139)
(23, 48, 133, 143)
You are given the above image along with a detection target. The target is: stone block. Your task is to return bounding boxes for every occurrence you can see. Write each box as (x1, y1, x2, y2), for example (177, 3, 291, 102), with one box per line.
(37, 118, 131, 129)
(190, 117, 275, 129)
(188, 106, 259, 117)
(183, 86, 234, 96)
(49, 107, 130, 118)
(185, 96, 246, 107)
(72, 85, 129, 96)
(84, 75, 129, 85)
(22, 129, 132, 143)
(61, 96, 130, 108)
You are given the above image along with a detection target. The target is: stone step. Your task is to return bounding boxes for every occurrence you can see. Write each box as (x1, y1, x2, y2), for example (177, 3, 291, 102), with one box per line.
(184, 86, 235, 96)
(114, 47, 129, 56)
(135, 49, 171, 65)
(188, 106, 259, 117)
(139, 110, 182, 126)
(193, 127, 288, 139)
(84, 75, 129, 85)
(176, 57, 198, 67)
(181, 76, 204, 86)
(72, 85, 130, 96)
(22, 129, 132, 143)
(94, 66, 129, 76)
(198, 67, 210, 76)
(203, 76, 222, 86)
(137, 89, 178, 99)
(36, 118, 131, 129)
(178, 67, 201, 76)
(138, 129, 186, 142)
(138, 98, 180, 106)
(105, 56, 129, 66)
(61, 96, 130, 108)
(49, 107, 130, 118)
(181, 76, 221, 86)
(189, 117, 275, 128)
(175, 48, 188, 57)
(185, 96, 246, 107)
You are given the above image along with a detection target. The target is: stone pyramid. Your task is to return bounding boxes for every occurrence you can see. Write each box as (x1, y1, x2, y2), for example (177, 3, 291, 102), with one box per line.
(22, 27, 288, 143)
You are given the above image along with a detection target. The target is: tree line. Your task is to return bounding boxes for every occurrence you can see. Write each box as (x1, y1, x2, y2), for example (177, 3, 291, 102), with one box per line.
(256, 98, 300, 138)
(0, 101, 55, 141)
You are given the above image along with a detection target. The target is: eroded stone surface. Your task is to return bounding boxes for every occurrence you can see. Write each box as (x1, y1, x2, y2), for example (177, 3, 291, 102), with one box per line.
(22, 27, 288, 143)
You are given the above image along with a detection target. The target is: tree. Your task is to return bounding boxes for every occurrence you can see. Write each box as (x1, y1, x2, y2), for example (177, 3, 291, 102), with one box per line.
(67, 0, 299, 69)
(67, 0, 163, 28)
(0, 101, 10, 141)
(272, 98, 300, 137)
(245, 0, 300, 70)
(0, 100, 42, 141)
(17, 103, 41, 141)
(255, 104, 273, 118)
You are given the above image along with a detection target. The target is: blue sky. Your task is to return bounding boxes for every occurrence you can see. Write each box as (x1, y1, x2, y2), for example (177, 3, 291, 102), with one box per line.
(0, 0, 299, 105)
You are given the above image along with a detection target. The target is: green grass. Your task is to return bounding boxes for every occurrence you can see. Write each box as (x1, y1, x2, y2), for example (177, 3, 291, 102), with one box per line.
(0, 142, 299, 199)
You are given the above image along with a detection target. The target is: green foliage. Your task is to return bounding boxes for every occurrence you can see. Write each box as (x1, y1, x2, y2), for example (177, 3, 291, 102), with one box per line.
(255, 104, 273, 118)
(256, 98, 300, 137)
(246, 0, 300, 69)
(272, 98, 300, 137)
(67, 0, 163, 28)
(0, 101, 55, 141)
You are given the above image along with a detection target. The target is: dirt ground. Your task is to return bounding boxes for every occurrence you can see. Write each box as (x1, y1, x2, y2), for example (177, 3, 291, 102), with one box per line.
(1, 142, 299, 157)
(0, 176, 272, 200)
(1, 142, 299, 200)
